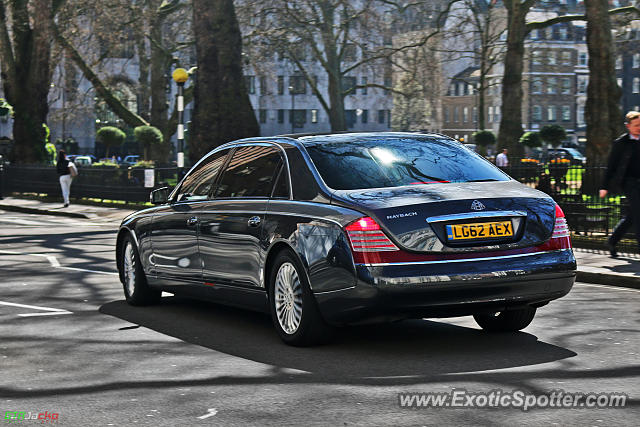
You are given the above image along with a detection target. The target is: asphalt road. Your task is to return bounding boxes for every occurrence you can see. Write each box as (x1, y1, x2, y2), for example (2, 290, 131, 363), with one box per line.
(0, 210, 638, 426)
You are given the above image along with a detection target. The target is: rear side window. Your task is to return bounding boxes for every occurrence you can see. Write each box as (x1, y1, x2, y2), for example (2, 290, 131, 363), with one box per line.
(304, 136, 508, 190)
(214, 145, 283, 198)
(177, 148, 231, 201)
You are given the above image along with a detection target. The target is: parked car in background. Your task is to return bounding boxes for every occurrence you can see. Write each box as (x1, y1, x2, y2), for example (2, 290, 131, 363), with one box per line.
(121, 155, 140, 166)
(116, 132, 576, 346)
(534, 147, 586, 165)
(73, 155, 92, 167)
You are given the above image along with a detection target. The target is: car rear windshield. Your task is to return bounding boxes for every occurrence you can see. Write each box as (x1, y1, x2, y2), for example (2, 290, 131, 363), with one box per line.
(303, 136, 509, 190)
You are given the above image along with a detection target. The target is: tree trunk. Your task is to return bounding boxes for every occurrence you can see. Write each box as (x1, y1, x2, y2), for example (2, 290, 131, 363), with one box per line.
(497, 0, 531, 158)
(190, 0, 259, 163)
(585, 0, 623, 165)
(0, 0, 54, 163)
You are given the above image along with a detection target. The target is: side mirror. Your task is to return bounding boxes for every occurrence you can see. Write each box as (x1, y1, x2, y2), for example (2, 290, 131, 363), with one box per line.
(150, 186, 170, 205)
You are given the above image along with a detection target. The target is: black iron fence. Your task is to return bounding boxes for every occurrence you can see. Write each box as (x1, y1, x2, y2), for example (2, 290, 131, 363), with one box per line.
(3, 164, 177, 203)
(1, 160, 636, 254)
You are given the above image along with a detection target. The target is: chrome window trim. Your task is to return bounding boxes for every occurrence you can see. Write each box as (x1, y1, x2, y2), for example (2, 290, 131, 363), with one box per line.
(426, 210, 527, 223)
(355, 248, 572, 267)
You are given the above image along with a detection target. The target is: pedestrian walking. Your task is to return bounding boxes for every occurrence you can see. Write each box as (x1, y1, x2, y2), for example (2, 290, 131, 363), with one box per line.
(495, 148, 509, 172)
(599, 111, 640, 257)
(56, 150, 77, 208)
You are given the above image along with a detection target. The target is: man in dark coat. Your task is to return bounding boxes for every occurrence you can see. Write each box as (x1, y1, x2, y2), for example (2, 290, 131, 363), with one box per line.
(599, 111, 640, 257)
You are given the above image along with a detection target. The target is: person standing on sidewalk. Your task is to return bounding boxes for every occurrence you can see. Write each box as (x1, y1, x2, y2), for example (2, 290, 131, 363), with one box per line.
(56, 150, 77, 208)
(599, 111, 640, 257)
(495, 148, 509, 172)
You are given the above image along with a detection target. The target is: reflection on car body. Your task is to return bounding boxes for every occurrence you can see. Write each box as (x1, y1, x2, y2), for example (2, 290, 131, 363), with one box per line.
(116, 132, 576, 346)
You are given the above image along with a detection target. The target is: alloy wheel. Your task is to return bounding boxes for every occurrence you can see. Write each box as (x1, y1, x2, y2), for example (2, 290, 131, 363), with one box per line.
(274, 262, 303, 334)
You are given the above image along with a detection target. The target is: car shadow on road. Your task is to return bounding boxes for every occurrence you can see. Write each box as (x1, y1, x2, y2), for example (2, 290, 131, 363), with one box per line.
(100, 296, 576, 381)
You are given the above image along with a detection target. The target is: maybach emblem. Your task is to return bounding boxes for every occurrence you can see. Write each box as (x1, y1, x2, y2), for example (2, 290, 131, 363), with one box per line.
(470, 200, 486, 211)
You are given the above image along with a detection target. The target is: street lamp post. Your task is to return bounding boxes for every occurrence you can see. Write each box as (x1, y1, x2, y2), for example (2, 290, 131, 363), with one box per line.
(172, 68, 189, 179)
(288, 85, 295, 134)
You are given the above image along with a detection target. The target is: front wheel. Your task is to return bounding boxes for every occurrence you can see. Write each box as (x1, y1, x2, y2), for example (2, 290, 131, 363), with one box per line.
(121, 235, 161, 306)
(473, 306, 537, 332)
(268, 250, 333, 346)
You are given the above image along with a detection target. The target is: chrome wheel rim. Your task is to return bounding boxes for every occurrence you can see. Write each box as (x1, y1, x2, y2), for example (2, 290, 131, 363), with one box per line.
(123, 242, 136, 297)
(274, 262, 303, 334)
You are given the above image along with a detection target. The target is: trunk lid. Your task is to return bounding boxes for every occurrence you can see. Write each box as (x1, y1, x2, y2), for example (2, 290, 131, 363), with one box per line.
(331, 181, 556, 252)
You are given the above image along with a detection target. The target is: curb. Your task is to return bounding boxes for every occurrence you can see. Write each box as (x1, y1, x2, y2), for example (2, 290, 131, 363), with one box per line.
(576, 271, 640, 290)
(0, 203, 91, 219)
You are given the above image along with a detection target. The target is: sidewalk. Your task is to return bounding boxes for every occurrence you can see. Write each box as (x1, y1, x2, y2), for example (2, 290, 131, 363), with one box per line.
(1, 196, 639, 290)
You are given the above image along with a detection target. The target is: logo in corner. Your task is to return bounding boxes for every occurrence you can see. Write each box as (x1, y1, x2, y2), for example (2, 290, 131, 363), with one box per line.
(470, 200, 485, 211)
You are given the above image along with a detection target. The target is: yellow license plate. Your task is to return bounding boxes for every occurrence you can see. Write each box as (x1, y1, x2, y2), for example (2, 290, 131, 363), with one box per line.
(446, 221, 513, 241)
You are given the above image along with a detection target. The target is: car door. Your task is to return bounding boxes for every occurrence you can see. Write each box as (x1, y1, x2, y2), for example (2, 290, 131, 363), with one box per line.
(198, 144, 285, 290)
(150, 148, 231, 284)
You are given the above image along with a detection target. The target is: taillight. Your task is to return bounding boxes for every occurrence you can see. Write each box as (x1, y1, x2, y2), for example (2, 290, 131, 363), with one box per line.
(345, 217, 399, 252)
(552, 204, 570, 238)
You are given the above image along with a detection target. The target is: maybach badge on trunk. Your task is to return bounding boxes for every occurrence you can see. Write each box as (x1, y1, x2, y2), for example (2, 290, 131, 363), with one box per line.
(470, 200, 486, 211)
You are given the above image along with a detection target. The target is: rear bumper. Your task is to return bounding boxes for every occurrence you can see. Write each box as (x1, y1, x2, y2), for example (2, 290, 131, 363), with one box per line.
(314, 249, 576, 325)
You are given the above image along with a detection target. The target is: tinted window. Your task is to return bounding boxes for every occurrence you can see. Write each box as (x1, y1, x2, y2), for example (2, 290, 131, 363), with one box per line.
(215, 145, 283, 198)
(303, 136, 508, 190)
(271, 163, 290, 199)
(178, 148, 231, 201)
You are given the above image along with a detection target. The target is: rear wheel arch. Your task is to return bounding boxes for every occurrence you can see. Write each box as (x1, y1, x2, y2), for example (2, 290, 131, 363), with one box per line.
(264, 241, 310, 294)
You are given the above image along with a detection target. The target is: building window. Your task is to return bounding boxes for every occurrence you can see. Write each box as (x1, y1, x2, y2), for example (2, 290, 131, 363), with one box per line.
(361, 109, 368, 123)
(290, 109, 307, 128)
(290, 75, 306, 94)
(473, 106, 478, 123)
(443, 107, 449, 123)
(616, 55, 622, 69)
(532, 50, 542, 65)
(361, 77, 368, 95)
(311, 109, 318, 123)
(578, 76, 588, 94)
(343, 76, 357, 95)
(547, 105, 557, 121)
(259, 109, 267, 124)
(577, 105, 585, 126)
(259, 76, 268, 95)
(532, 77, 543, 94)
(547, 77, 557, 94)
(277, 109, 285, 123)
(494, 106, 500, 123)
(634, 54, 640, 68)
(633, 77, 640, 94)
(488, 106, 493, 123)
(561, 51, 571, 65)
(463, 107, 469, 123)
(532, 105, 542, 122)
(277, 76, 284, 95)
(468, 84, 474, 95)
(378, 109, 387, 124)
(562, 105, 571, 121)
(559, 27, 568, 41)
(579, 52, 588, 66)
(618, 78, 623, 88)
(561, 78, 571, 95)
(453, 106, 459, 122)
(548, 51, 556, 65)
(244, 76, 255, 94)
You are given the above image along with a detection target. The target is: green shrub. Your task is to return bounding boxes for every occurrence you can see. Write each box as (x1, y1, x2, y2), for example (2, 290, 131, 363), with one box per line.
(539, 124, 567, 147)
(519, 131, 542, 148)
(134, 126, 163, 161)
(96, 126, 126, 157)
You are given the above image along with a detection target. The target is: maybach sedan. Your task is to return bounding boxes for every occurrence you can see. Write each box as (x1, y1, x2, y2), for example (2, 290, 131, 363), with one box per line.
(116, 133, 576, 346)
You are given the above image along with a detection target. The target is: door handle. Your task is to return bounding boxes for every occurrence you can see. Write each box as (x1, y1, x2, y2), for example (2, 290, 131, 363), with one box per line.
(248, 216, 261, 227)
(187, 216, 198, 226)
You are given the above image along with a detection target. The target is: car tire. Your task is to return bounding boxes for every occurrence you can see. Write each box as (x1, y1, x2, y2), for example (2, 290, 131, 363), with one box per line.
(268, 249, 334, 346)
(120, 235, 161, 306)
(473, 306, 537, 332)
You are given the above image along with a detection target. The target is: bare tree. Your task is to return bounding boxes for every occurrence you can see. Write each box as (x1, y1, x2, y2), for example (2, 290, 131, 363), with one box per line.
(239, 0, 453, 132)
(0, 0, 66, 163)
